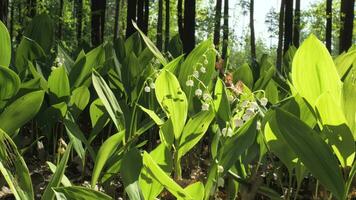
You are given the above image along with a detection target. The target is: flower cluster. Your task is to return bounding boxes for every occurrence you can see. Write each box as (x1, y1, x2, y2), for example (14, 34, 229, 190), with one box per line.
(144, 80, 156, 93)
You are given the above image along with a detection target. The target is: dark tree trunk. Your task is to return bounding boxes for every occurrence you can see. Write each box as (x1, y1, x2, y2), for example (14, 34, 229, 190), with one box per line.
(0, 0, 8, 26)
(283, 0, 293, 53)
(91, 0, 106, 46)
(27, 0, 36, 18)
(114, 0, 120, 40)
(249, 0, 256, 61)
(293, 0, 300, 47)
(339, 0, 355, 53)
(213, 0, 222, 51)
(177, 0, 183, 42)
(126, 0, 137, 38)
(157, 0, 163, 50)
(57, 0, 64, 40)
(143, 0, 149, 34)
(222, 0, 229, 59)
(326, 0, 332, 52)
(183, 0, 196, 54)
(10, 0, 14, 38)
(137, 0, 144, 30)
(276, 0, 285, 71)
(75, 0, 83, 43)
(16, 0, 23, 42)
(165, 0, 170, 51)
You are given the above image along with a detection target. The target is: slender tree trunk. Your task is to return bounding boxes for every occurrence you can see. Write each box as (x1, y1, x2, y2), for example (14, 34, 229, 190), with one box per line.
(137, 0, 144, 30)
(114, 0, 120, 40)
(10, 0, 14, 39)
(91, 0, 106, 46)
(177, 0, 183, 42)
(183, 0, 196, 54)
(165, 0, 170, 51)
(222, 0, 229, 59)
(283, 0, 293, 53)
(16, 0, 23, 41)
(27, 0, 36, 18)
(293, 0, 300, 47)
(249, 0, 256, 61)
(213, 0, 222, 51)
(0, 0, 8, 26)
(339, 0, 355, 53)
(126, 0, 137, 38)
(157, 0, 163, 50)
(75, 0, 83, 43)
(276, 0, 285, 71)
(143, 0, 149, 34)
(326, 0, 332, 52)
(57, 0, 64, 40)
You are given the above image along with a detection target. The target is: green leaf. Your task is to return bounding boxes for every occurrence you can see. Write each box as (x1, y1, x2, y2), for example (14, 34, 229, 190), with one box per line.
(213, 78, 231, 122)
(155, 70, 188, 140)
(0, 129, 34, 200)
(48, 66, 70, 99)
(42, 143, 72, 200)
(46, 162, 72, 187)
(139, 144, 173, 200)
(139, 105, 164, 126)
(91, 131, 124, 187)
(292, 35, 342, 107)
(15, 37, 45, 75)
(0, 90, 44, 136)
(132, 21, 168, 65)
(0, 65, 20, 100)
(342, 65, 356, 138)
(53, 186, 113, 200)
(233, 63, 254, 89)
(0, 20, 11, 67)
(142, 151, 193, 200)
(92, 70, 124, 131)
(334, 47, 356, 78)
(89, 99, 110, 142)
(69, 86, 90, 119)
(178, 182, 205, 200)
(268, 109, 345, 199)
(120, 148, 143, 200)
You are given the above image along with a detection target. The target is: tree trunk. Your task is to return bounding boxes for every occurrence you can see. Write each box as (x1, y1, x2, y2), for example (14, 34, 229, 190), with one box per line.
(283, 0, 293, 53)
(91, 0, 106, 46)
(249, 0, 256, 61)
(137, 0, 144, 30)
(126, 0, 137, 38)
(213, 0, 222, 51)
(75, 0, 83, 43)
(157, 0, 163, 50)
(326, 0, 332, 52)
(293, 0, 300, 47)
(57, 0, 64, 40)
(165, 0, 170, 51)
(0, 0, 8, 26)
(222, 0, 229, 59)
(143, 0, 149, 34)
(339, 0, 354, 53)
(183, 0, 196, 54)
(10, 0, 14, 38)
(27, 0, 36, 18)
(177, 0, 183, 42)
(276, 0, 285, 71)
(114, 0, 120, 40)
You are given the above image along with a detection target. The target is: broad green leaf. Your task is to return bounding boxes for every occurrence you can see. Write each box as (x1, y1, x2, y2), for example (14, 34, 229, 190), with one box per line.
(46, 162, 72, 187)
(264, 80, 279, 104)
(233, 63, 254, 89)
(315, 92, 355, 167)
(0, 20, 11, 67)
(139, 144, 173, 200)
(334, 47, 356, 78)
(178, 110, 214, 159)
(342, 65, 356, 138)
(24, 13, 54, 52)
(132, 21, 168, 65)
(345, 161, 356, 199)
(0, 129, 34, 200)
(91, 131, 124, 187)
(155, 70, 188, 139)
(0, 65, 20, 100)
(15, 37, 45, 75)
(92, 70, 124, 131)
(48, 66, 70, 99)
(120, 148, 143, 200)
(0, 90, 44, 136)
(89, 99, 110, 142)
(142, 151, 193, 200)
(139, 105, 164, 126)
(292, 35, 342, 106)
(42, 143, 72, 200)
(163, 54, 184, 73)
(69, 86, 90, 119)
(253, 66, 275, 90)
(53, 186, 113, 200)
(268, 109, 345, 199)
(178, 182, 205, 200)
(213, 78, 231, 122)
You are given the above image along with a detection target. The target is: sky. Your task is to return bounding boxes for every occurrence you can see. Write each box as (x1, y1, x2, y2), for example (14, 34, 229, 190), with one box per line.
(229, 0, 319, 47)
